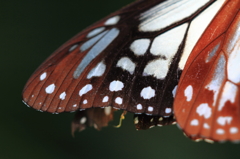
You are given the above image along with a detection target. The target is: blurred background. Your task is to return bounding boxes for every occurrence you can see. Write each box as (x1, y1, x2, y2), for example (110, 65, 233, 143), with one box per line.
(1, 0, 240, 159)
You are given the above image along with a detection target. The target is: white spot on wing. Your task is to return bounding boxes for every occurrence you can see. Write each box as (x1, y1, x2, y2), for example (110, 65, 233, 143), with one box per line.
(59, 92, 66, 100)
(105, 16, 120, 25)
(196, 103, 211, 119)
(83, 99, 88, 104)
(87, 61, 106, 79)
(115, 97, 123, 105)
(203, 123, 210, 129)
(73, 104, 77, 107)
(179, 0, 226, 69)
(148, 106, 153, 112)
(87, 27, 105, 38)
(69, 44, 78, 52)
(136, 104, 142, 110)
(79, 84, 93, 96)
(40, 72, 47, 81)
(130, 39, 150, 56)
(109, 80, 124, 92)
(102, 96, 109, 103)
(45, 84, 55, 94)
(230, 127, 238, 134)
(165, 108, 171, 114)
(217, 116, 232, 126)
(116, 57, 136, 74)
(140, 86, 155, 99)
(190, 119, 199, 126)
(216, 129, 225, 135)
(184, 85, 193, 102)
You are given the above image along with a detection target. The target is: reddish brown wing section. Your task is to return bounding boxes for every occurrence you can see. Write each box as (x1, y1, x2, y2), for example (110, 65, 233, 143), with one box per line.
(174, 0, 240, 142)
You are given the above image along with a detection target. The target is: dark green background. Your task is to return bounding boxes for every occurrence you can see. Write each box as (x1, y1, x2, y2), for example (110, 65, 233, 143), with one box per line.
(1, 0, 240, 159)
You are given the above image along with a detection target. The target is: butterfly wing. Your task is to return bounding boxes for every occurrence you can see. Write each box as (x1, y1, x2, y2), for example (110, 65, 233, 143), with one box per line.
(174, 0, 240, 142)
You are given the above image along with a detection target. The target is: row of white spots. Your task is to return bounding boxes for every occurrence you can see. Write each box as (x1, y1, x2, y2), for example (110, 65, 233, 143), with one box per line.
(116, 57, 136, 74)
(216, 127, 238, 135)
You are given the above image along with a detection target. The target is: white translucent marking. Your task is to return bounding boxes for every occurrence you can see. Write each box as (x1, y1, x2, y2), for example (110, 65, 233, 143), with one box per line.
(87, 27, 105, 38)
(206, 43, 220, 63)
(205, 54, 226, 106)
(184, 85, 193, 102)
(115, 97, 123, 105)
(136, 104, 143, 110)
(216, 129, 225, 135)
(179, 0, 225, 69)
(79, 84, 93, 96)
(58, 107, 62, 109)
(40, 72, 47, 81)
(130, 39, 150, 56)
(73, 104, 77, 107)
(143, 24, 187, 79)
(109, 80, 124, 92)
(74, 28, 119, 79)
(102, 96, 109, 103)
(148, 106, 153, 112)
(104, 107, 111, 115)
(83, 99, 88, 104)
(31, 95, 34, 98)
(204, 123, 210, 129)
(218, 81, 238, 111)
(139, 0, 210, 32)
(165, 108, 171, 114)
(80, 30, 108, 52)
(140, 86, 155, 99)
(59, 92, 66, 100)
(116, 57, 136, 74)
(80, 117, 87, 124)
(150, 23, 188, 56)
(196, 103, 211, 119)
(45, 84, 56, 94)
(87, 61, 106, 79)
(68, 44, 78, 52)
(230, 127, 238, 134)
(190, 119, 199, 126)
(172, 85, 178, 98)
(217, 116, 232, 126)
(104, 16, 120, 25)
(227, 26, 240, 83)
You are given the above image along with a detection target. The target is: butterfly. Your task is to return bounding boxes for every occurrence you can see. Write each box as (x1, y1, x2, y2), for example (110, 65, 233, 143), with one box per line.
(22, 0, 240, 142)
